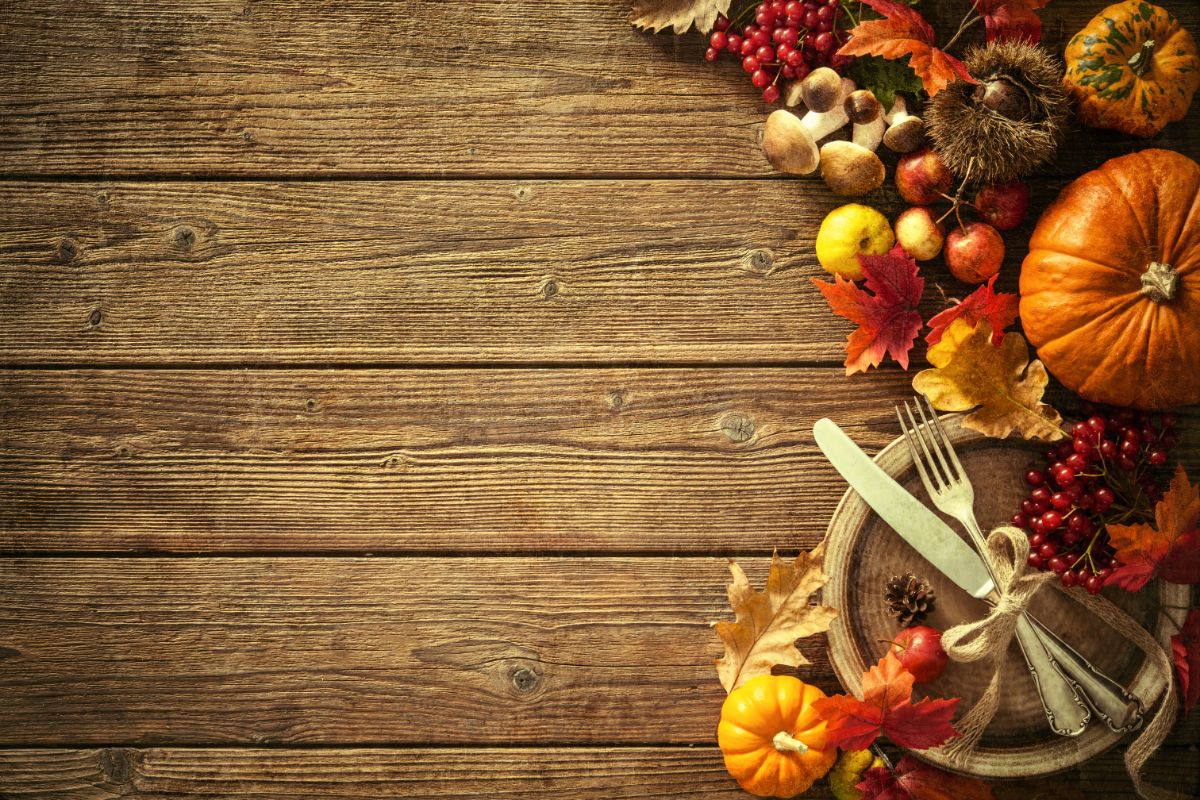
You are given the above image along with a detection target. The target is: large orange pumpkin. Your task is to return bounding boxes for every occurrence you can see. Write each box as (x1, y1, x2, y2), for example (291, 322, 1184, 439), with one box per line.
(717, 674, 837, 798)
(1020, 149, 1200, 409)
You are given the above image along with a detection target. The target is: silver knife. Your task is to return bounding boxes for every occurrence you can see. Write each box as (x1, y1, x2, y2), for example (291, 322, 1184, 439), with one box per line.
(814, 416, 994, 599)
(813, 417, 1143, 733)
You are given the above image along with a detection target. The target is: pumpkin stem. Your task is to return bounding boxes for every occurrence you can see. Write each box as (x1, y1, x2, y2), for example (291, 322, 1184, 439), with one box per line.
(1140, 261, 1178, 303)
(772, 731, 809, 754)
(1128, 39, 1156, 77)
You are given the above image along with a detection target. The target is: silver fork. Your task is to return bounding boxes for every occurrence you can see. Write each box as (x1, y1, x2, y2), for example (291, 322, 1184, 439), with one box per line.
(898, 397, 1143, 736)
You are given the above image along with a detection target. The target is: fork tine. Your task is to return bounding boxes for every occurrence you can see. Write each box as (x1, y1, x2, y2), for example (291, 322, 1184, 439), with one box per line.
(913, 396, 956, 485)
(898, 401, 944, 492)
(923, 395, 966, 481)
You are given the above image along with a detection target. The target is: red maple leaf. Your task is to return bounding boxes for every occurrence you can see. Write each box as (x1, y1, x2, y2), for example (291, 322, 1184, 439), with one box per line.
(836, 0, 975, 95)
(925, 275, 1019, 348)
(973, 0, 1052, 45)
(1172, 608, 1200, 714)
(812, 650, 959, 751)
(858, 756, 994, 800)
(1106, 466, 1200, 592)
(813, 244, 925, 375)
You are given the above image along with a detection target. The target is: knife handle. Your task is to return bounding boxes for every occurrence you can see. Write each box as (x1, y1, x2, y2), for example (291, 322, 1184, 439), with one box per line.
(1012, 615, 1092, 736)
(1026, 613, 1143, 732)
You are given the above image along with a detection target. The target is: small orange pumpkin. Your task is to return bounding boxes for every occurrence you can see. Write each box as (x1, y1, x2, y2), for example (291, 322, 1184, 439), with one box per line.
(717, 674, 837, 798)
(1019, 149, 1200, 410)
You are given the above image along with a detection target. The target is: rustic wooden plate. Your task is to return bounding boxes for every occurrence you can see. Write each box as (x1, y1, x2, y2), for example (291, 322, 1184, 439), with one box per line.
(822, 414, 1188, 779)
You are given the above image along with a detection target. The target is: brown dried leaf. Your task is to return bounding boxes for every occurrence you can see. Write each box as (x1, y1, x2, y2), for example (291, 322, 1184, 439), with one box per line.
(629, 0, 733, 34)
(715, 541, 839, 693)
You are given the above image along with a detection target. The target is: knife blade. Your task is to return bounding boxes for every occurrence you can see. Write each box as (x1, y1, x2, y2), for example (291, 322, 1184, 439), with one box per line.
(814, 417, 995, 599)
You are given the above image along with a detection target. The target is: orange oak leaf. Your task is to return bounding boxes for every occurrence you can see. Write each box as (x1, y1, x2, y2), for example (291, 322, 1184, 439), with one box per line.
(925, 275, 1019, 348)
(1172, 608, 1200, 714)
(629, 0, 732, 33)
(813, 244, 924, 376)
(812, 651, 959, 751)
(714, 543, 839, 693)
(836, 0, 975, 95)
(859, 755, 994, 800)
(974, 0, 1052, 44)
(1106, 466, 1200, 592)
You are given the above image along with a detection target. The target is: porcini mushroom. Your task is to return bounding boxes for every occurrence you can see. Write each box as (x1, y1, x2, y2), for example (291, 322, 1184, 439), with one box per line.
(762, 76, 856, 175)
(819, 140, 886, 196)
(882, 97, 926, 153)
(845, 89, 884, 151)
(800, 67, 843, 112)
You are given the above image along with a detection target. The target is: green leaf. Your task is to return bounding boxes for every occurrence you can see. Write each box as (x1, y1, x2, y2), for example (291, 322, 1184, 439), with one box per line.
(847, 54, 925, 108)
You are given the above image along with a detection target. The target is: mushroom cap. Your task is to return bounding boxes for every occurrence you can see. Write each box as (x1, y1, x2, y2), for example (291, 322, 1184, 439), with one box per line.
(819, 140, 886, 196)
(800, 67, 842, 113)
(844, 90, 882, 125)
(883, 116, 926, 152)
(763, 109, 820, 175)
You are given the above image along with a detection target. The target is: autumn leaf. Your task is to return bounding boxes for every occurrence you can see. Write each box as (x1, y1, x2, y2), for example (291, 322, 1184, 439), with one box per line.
(973, 0, 1052, 44)
(1106, 466, 1200, 592)
(629, 0, 732, 33)
(925, 275, 1019, 348)
(812, 650, 959, 751)
(1172, 608, 1200, 714)
(813, 244, 924, 376)
(714, 543, 839, 693)
(913, 318, 1064, 441)
(858, 756, 994, 800)
(836, 0, 975, 95)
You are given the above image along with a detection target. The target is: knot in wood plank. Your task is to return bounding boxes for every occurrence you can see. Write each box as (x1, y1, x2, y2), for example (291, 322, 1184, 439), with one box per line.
(88, 308, 103, 327)
(98, 747, 139, 792)
(508, 662, 543, 694)
(56, 238, 80, 263)
(720, 413, 755, 443)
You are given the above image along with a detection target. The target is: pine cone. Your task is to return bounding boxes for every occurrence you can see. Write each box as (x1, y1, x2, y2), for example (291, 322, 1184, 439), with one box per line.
(884, 573, 936, 627)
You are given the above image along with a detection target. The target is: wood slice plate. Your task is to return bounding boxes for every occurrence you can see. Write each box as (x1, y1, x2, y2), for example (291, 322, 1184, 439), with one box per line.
(822, 414, 1188, 779)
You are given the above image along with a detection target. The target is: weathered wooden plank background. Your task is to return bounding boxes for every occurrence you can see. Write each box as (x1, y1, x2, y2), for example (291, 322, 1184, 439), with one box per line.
(0, 0, 1197, 797)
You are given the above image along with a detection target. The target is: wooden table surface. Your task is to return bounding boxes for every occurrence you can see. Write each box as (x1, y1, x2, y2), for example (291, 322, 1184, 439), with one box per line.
(1, 1, 1198, 797)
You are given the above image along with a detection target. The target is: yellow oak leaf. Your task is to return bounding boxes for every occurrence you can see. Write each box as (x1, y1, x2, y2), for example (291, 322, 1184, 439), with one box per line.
(629, 0, 733, 34)
(913, 318, 1065, 442)
(715, 541, 838, 693)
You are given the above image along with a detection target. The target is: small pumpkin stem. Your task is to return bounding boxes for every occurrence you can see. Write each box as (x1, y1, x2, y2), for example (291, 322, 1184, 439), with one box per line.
(772, 731, 809, 754)
(1140, 261, 1178, 303)
(1128, 39, 1156, 77)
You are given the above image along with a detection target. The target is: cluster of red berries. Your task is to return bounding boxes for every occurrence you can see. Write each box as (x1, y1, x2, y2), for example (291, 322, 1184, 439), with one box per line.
(705, 0, 851, 104)
(1013, 406, 1180, 593)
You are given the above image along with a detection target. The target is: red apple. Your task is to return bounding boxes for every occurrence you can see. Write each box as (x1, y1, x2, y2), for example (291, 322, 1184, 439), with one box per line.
(974, 181, 1031, 231)
(889, 625, 948, 684)
(894, 206, 945, 261)
(895, 147, 954, 205)
(945, 222, 1004, 284)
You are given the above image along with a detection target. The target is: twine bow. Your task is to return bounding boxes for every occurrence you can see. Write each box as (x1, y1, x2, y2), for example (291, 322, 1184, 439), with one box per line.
(929, 526, 1184, 800)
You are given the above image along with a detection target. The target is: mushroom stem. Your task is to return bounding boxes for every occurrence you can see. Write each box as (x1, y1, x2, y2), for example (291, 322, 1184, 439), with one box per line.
(853, 115, 885, 151)
(772, 731, 809, 754)
(882, 97, 926, 153)
(799, 77, 855, 141)
(883, 96, 910, 126)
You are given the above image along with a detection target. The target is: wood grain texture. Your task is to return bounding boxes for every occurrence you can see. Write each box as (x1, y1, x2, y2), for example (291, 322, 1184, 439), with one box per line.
(0, 367, 922, 553)
(0, 746, 1196, 799)
(3, 368, 1197, 554)
(0, 0, 1195, 177)
(0, 558, 1195, 752)
(0, 180, 1098, 365)
(0, 556, 819, 745)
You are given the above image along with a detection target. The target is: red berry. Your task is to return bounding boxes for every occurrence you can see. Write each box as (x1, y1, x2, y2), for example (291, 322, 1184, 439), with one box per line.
(756, 44, 776, 62)
(704, 47, 720, 61)
(1117, 455, 1137, 471)
(1094, 487, 1115, 512)
(1051, 492, 1072, 511)
(813, 31, 833, 51)
(1067, 513, 1091, 534)
(1039, 539, 1059, 556)
(1031, 487, 1052, 504)
(1066, 453, 1088, 471)
(1048, 556, 1068, 573)
(1055, 469, 1077, 487)
(1025, 469, 1046, 487)
(1148, 449, 1167, 466)
(1061, 571, 1078, 587)
(761, 84, 781, 103)
(1100, 440, 1117, 458)
(1085, 575, 1104, 594)
(715, 14, 731, 30)
(711, 31, 729, 49)
(1012, 513, 1029, 528)
(751, 69, 771, 87)
(1028, 532, 1046, 548)
(1028, 552, 1045, 569)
